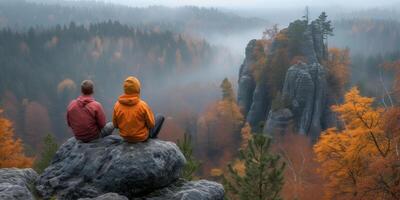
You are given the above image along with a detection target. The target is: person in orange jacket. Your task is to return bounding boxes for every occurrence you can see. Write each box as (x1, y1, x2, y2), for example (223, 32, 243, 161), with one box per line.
(112, 76, 165, 142)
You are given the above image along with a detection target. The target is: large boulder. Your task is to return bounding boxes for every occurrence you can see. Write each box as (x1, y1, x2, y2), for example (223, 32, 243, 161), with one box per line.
(78, 193, 128, 200)
(135, 179, 224, 200)
(0, 168, 38, 200)
(36, 135, 186, 199)
(81, 180, 224, 200)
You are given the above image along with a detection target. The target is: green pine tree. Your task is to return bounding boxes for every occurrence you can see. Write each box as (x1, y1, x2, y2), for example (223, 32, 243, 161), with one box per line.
(177, 131, 201, 181)
(315, 12, 334, 40)
(34, 134, 59, 174)
(220, 78, 235, 102)
(224, 134, 285, 200)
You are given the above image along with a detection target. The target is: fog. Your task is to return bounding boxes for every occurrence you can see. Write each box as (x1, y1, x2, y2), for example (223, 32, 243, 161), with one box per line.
(44, 0, 400, 9)
(2, 0, 400, 151)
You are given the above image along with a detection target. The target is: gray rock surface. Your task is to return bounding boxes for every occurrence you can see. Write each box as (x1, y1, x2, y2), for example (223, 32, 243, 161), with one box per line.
(135, 180, 224, 200)
(264, 108, 294, 135)
(36, 135, 186, 200)
(237, 39, 257, 116)
(0, 168, 38, 200)
(281, 62, 329, 140)
(246, 82, 269, 131)
(238, 20, 336, 139)
(78, 193, 128, 200)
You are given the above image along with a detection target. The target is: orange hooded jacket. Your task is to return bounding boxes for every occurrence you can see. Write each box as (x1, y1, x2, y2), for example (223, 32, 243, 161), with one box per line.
(112, 77, 155, 142)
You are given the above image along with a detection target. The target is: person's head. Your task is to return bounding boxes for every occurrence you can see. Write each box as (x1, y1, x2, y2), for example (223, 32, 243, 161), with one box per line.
(81, 80, 94, 95)
(123, 76, 141, 95)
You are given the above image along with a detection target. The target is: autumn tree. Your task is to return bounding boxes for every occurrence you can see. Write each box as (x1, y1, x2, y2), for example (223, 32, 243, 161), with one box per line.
(314, 87, 399, 200)
(177, 130, 201, 181)
(0, 109, 34, 168)
(197, 78, 244, 176)
(262, 24, 279, 41)
(273, 133, 325, 200)
(251, 40, 268, 83)
(34, 134, 59, 173)
(224, 134, 285, 200)
(325, 47, 350, 98)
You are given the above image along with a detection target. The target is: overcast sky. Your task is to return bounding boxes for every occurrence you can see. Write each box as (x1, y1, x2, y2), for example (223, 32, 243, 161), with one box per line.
(98, 0, 400, 9)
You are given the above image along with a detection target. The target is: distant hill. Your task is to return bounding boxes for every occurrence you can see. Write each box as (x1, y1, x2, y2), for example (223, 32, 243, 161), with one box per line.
(0, 21, 236, 149)
(331, 18, 400, 55)
(0, 1, 268, 36)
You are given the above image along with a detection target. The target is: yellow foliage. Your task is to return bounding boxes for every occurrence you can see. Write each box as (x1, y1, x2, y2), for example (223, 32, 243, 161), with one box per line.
(325, 48, 350, 98)
(0, 109, 34, 168)
(232, 160, 246, 177)
(314, 87, 394, 200)
(57, 78, 76, 94)
(210, 168, 223, 177)
(240, 123, 252, 149)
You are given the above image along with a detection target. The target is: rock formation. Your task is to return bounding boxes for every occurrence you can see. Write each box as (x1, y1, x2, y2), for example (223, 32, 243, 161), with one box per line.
(238, 19, 335, 140)
(79, 180, 224, 200)
(0, 168, 38, 200)
(0, 135, 224, 200)
(237, 39, 257, 116)
(278, 62, 331, 141)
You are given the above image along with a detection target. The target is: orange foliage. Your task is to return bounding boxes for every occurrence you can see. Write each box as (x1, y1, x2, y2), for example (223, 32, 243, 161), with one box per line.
(0, 109, 34, 168)
(273, 133, 325, 200)
(251, 40, 268, 83)
(325, 48, 350, 98)
(314, 87, 399, 200)
(197, 97, 244, 176)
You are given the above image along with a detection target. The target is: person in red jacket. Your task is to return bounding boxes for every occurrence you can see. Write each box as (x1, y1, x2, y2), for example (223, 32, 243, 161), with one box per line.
(66, 80, 114, 142)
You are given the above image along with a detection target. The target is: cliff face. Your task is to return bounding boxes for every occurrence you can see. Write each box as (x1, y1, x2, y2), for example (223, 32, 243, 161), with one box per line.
(237, 39, 257, 116)
(238, 20, 335, 140)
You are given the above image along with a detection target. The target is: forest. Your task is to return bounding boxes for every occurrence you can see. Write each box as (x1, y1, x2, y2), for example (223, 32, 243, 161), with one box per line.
(1, 1, 400, 200)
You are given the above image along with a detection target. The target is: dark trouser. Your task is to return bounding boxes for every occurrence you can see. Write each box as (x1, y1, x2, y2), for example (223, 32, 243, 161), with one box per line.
(100, 122, 114, 138)
(148, 115, 165, 139)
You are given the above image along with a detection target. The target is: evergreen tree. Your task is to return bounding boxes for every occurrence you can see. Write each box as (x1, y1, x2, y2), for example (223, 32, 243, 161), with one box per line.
(224, 134, 285, 200)
(220, 78, 235, 102)
(315, 12, 334, 40)
(34, 134, 59, 173)
(177, 131, 201, 181)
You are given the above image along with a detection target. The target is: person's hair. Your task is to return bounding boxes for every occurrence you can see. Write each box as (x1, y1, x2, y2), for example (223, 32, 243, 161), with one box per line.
(81, 80, 94, 95)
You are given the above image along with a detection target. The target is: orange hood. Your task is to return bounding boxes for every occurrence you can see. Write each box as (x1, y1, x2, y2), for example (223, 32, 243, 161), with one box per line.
(123, 76, 141, 95)
(118, 94, 140, 106)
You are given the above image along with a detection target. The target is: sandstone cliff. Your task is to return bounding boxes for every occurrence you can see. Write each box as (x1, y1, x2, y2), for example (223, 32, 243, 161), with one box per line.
(238, 19, 336, 140)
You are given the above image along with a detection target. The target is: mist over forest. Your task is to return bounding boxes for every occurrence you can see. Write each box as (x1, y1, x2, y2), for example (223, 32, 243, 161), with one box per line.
(1, 0, 400, 199)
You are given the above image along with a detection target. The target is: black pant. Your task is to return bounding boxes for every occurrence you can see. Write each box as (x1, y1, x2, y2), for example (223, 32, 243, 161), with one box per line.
(149, 114, 165, 139)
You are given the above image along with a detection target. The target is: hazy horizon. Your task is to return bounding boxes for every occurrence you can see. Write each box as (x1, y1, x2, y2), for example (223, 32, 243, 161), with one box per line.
(29, 0, 400, 9)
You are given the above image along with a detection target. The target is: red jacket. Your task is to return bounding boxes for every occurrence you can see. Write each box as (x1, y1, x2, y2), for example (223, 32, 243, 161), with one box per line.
(67, 95, 106, 142)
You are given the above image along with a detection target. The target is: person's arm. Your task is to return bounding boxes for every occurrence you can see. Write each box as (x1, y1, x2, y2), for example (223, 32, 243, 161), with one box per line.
(143, 102, 155, 129)
(95, 103, 106, 129)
